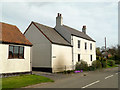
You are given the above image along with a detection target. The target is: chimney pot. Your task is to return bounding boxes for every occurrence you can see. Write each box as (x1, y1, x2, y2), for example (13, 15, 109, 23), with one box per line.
(83, 25, 86, 29)
(58, 13, 60, 17)
(56, 13, 63, 26)
(82, 25, 86, 34)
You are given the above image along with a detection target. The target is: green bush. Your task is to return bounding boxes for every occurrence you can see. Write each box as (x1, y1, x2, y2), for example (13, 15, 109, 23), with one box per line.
(114, 60, 120, 64)
(75, 60, 88, 71)
(101, 61, 107, 68)
(92, 60, 102, 69)
(107, 60, 115, 67)
(88, 66, 95, 71)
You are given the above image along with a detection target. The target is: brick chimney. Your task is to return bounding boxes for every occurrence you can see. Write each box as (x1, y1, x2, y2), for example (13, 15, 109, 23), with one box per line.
(82, 25, 86, 34)
(56, 13, 63, 27)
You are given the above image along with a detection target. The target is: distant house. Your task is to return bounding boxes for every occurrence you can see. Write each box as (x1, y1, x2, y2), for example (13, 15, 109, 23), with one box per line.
(0, 22, 32, 76)
(24, 13, 96, 72)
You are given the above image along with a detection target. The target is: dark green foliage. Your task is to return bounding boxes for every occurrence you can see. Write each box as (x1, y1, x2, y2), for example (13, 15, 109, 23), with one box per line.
(107, 60, 115, 66)
(88, 66, 95, 71)
(92, 60, 102, 69)
(101, 61, 107, 68)
(114, 60, 120, 64)
(63, 70, 74, 74)
(75, 60, 88, 71)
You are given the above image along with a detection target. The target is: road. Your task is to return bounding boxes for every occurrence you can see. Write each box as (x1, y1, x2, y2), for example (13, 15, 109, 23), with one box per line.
(25, 67, 119, 88)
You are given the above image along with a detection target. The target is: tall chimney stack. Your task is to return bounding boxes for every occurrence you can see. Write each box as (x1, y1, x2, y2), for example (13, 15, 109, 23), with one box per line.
(56, 13, 63, 27)
(82, 25, 86, 34)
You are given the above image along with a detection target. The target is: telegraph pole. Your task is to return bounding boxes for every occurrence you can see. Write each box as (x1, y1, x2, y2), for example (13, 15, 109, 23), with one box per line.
(105, 37, 107, 64)
(105, 37, 106, 51)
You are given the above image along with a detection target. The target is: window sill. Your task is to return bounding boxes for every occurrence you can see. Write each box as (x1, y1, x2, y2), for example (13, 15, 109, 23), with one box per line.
(8, 58, 25, 59)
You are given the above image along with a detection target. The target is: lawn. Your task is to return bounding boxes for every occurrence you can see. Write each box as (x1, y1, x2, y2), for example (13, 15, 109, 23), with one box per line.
(2, 74, 54, 88)
(107, 64, 118, 68)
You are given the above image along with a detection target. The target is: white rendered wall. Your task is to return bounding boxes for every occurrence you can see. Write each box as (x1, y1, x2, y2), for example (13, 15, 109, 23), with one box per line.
(72, 36, 96, 66)
(0, 44, 31, 74)
(52, 44, 72, 72)
(24, 24, 51, 68)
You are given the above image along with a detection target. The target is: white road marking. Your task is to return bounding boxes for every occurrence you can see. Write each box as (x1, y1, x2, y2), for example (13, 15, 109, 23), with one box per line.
(115, 73, 118, 75)
(105, 75, 113, 79)
(81, 80, 100, 88)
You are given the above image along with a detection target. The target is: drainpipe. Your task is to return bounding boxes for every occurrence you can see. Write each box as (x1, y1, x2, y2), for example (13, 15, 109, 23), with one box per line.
(71, 35, 74, 70)
(30, 46, 32, 74)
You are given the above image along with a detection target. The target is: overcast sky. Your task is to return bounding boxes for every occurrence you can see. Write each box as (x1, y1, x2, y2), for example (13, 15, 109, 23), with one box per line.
(0, 0, 118, 47)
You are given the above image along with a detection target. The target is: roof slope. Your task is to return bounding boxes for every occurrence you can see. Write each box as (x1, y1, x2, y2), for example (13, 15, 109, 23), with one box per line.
(33, 22, 71, 46)
(63, 25, 95, 42)
(0, 22, 32, 46)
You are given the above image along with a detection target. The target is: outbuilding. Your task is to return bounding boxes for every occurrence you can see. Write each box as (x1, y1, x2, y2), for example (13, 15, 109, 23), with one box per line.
(0, 22, 32, 76)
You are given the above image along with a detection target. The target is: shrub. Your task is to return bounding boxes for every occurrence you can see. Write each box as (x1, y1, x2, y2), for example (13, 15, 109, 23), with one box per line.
(92, 60, 102, 69)
(115, 60, 120, 64)
(107, 60, 115, 67)
(63, 70, 75, 74)
(88, 66, 95, 71)
(101, 61, 107, 68)
(75, 60, 88, 71)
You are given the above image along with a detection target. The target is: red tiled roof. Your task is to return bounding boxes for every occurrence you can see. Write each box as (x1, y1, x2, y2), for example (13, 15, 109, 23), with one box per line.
(0, 22, 32, 46)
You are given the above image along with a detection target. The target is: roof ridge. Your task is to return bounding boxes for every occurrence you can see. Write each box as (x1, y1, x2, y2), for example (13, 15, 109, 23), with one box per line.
(63, 24, 95, 42)
(32, 22, 71, 46)
(0, 22, 16, 27)
(33, 21, 54, 29)
(63, 24, 83, 33)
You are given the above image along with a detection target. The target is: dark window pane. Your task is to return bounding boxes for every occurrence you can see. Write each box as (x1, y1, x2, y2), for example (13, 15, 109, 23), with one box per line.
(90, 43, 92, 50)
(78, 40, 80, 48)
(13, 46, 19, 58)
(9, 46, 13, 58)
(19, 47, 24, 59)
(85, 42, 87, 50)
(90, 55, 92, 61)
(78, 54, 80, 62)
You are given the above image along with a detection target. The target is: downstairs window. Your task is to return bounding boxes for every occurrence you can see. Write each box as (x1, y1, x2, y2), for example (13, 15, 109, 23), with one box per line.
(9, 45, 24, 59)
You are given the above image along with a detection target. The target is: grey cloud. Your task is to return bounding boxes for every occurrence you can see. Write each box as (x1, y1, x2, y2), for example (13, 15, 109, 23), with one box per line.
(1, 2, 118, 47)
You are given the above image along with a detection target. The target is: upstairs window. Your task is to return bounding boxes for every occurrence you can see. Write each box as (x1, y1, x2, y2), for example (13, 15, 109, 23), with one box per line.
(85, 42, 87, 50)
(78, 40, 80, 48)
(90, 43, 92, 50)
(9, 45, 24, 59)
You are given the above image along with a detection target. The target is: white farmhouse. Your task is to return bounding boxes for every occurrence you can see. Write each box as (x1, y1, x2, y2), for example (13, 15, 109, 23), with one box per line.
(24, 22, 72, 72)
(55, 13, 96, 66)
(0, 22, 32, 76)
(24, 13, 96, 72)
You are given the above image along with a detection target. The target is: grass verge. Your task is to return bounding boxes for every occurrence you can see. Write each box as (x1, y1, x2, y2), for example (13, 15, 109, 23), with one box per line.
(2, 74, 54, 89)
(107, 64, 118, 68)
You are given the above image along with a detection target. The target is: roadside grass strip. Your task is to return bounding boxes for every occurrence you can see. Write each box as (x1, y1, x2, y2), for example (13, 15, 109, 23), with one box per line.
(81, 80, 100, 88)
(2, 74, 54, 88)
(105, 75, 113, 79)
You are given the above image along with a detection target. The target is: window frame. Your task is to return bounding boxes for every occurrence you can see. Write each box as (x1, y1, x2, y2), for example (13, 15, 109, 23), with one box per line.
(78, 40, 80, 48)
(78, 54, 80, 62)
(90, 55, 92, 61)
(90, 43, 92, 50)
(85, 42, 87, 50)
(8, 45, 24, 59)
